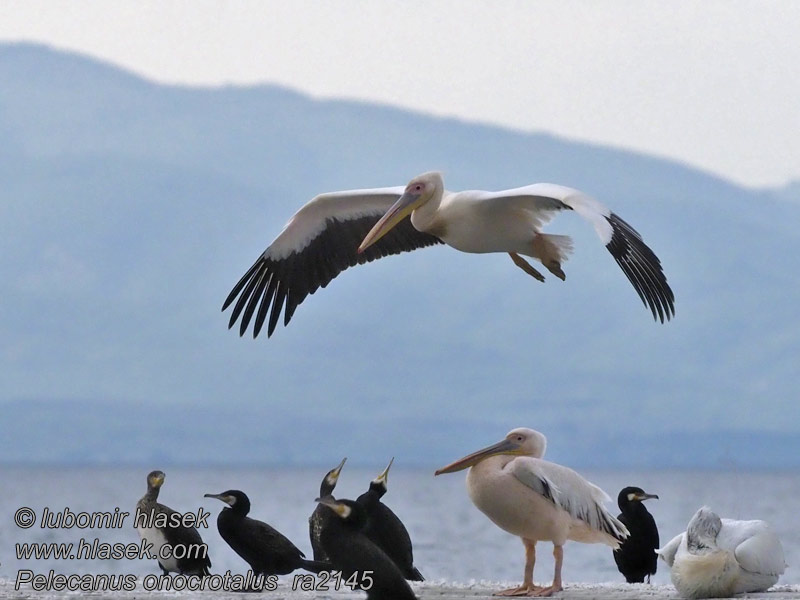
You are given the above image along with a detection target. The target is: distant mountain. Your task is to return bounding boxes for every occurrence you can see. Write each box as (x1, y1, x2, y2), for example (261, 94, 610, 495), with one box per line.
(770, 180, 800, 203)
(2, 43, 798, 468)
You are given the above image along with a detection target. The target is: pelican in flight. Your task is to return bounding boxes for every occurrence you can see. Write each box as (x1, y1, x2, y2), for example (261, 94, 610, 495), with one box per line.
(657, 506, 786, 598)
(435, 428, 628, 597)
(223, 172, 675, 337)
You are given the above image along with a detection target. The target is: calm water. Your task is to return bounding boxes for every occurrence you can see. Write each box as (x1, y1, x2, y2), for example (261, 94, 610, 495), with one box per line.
(1, 466, 797, 586)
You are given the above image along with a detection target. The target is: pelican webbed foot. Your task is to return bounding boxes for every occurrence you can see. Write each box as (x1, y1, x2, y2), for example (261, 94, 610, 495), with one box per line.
(530, 583, 563, 597)
(543, 260, 565, 281)
(493, 584, 546, 596)
(508, 253, 545, 282)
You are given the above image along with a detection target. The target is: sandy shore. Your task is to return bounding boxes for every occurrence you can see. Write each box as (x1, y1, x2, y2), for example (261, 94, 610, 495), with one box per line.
(2, 580, 799, 599)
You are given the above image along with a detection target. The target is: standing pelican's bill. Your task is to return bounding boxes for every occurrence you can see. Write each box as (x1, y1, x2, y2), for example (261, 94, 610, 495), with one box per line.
(357, 458, 424, 581)
(205, 490, 328, 579)
(613, 486, 660, 583)
(435, 428, 628, 597)
(309, 457, 347, 561)
(658, 506, 786, 599)
(223, 172, 675, 338)
(135, 470, 211, 576)
(316, 497, 417, 600)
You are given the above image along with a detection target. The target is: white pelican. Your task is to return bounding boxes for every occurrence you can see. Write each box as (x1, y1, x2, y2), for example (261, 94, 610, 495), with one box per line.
(657, 506, 786, 598)
(435, 428, 629, 597)
(223, 171, 675, 337)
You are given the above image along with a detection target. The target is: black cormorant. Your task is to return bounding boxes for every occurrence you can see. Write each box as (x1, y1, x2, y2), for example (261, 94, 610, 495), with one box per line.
(309, 457, 346, 561)
(317, 497, 417, 600)
(136, 470, 211, 576)
(356, 458, 424, 581)
(205, 489, 327, 576)
(613, 486, 660, 583)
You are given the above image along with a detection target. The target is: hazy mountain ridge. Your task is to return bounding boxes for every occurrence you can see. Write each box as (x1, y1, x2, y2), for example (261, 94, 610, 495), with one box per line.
(1, 398, 796, 469)
(1, 43, 798, 467)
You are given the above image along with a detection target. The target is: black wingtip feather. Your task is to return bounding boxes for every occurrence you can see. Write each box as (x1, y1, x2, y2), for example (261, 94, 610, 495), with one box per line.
(238, 271, 269, 334)
(223, 216, 443, 338)
(221, 257, 263, 312)
(267, 279, 288, 337)
(605, 213, 675, 323)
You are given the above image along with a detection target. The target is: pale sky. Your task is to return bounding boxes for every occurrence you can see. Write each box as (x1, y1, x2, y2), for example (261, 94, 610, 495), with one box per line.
(2, 0, 798, 188)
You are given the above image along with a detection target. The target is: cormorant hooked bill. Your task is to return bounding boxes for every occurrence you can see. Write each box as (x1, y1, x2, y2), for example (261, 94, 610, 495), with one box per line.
(613, 486, 660, 583)
(357, 458, 424, 581)
(309, 457, 347, 561)
(205, 489, 328, 576)
(136, 470, 211, 576)
(316, 497, 417, 600)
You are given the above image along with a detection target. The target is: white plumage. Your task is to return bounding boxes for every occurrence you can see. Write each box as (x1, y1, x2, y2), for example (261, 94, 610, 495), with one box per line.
(136, 524, 178, 572)
(223, 172, 674, 337)
(658, 506, 786, 599)
(435, 428, 628, 597)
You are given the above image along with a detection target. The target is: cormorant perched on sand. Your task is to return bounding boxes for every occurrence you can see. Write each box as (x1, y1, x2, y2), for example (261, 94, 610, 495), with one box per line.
(357, 458, 424, 581)
(136, 470, 211, 576)
(309, 457, 346, 561)
(613, 486, 660, 583)
(316, 497, 417, 600)
(205, 489, 327, 576)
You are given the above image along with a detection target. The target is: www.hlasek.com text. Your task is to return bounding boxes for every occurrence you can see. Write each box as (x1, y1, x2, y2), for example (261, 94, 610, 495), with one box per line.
(16, 537, 207, 561)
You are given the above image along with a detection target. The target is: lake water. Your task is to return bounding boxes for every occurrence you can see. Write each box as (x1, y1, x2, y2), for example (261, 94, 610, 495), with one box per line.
(1, 466, 797, 587)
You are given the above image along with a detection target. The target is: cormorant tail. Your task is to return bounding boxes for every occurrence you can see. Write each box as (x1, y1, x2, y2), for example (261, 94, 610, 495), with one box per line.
(406, 566, 424, 581)
(299, 558, 332, 573)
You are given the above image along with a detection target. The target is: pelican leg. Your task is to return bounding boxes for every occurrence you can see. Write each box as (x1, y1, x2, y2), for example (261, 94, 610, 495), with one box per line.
(530, 234, 568, 280)
(508, 253, 545, 282)
(494, 538, 545, 596)
(532, 544, 564, 597)
(543, 260, 566, 281)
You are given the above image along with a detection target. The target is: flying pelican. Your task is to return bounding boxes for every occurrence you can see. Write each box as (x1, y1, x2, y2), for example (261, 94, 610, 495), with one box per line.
(657, 506, 786, 598)
(435, 428, 628, 597)
(223, 172, 675, 337)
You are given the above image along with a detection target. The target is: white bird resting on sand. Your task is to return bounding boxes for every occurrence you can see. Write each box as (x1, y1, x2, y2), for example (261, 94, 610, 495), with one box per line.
(657, 506, 786, 599)
(223, 171, 675, 337)
(435, 427, 629, 597)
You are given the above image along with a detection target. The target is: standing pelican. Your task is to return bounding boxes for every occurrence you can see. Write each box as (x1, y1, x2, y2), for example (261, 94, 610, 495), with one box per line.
(435, 428, 628, 597)
(223, 172, 674, 337)
(657, 506, 786, 598)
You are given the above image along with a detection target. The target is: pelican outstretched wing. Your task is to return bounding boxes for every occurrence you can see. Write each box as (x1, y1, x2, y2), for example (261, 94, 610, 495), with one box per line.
(509, 456, 629, 543)
(469, 184, 675, 322)
(223, 188, 443, 338)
